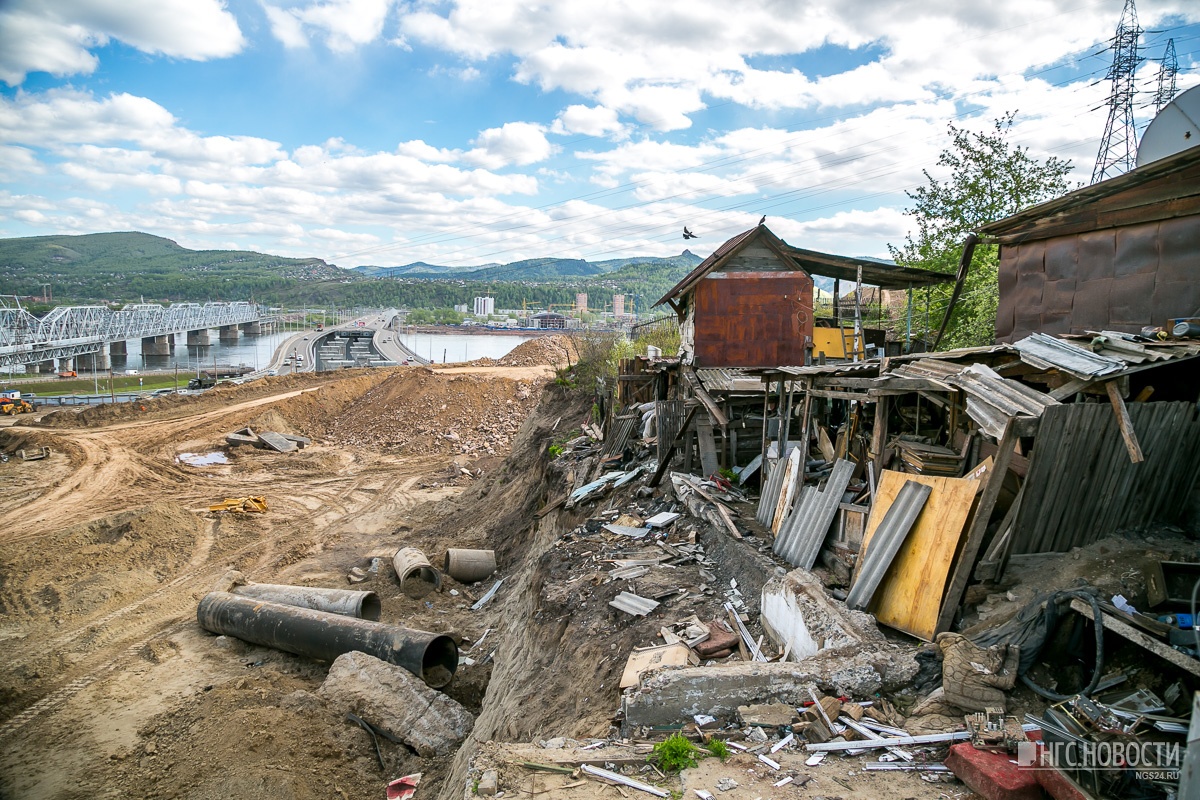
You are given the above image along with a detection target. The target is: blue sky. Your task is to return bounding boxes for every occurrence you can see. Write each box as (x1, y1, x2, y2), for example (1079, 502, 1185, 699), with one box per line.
(1, 0, 1198, 270)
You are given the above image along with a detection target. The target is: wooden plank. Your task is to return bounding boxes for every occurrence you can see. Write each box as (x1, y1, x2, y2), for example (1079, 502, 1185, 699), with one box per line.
(1048, 376, 1094, 400)
(1069, 598, 1200, 678)
(856, 470, 977, 640)
(1105, 381, 1144, 463)
(685, 367, 729, 427)
(871, 397, 888, 475)
(697, 419, 720, 477)
(806, 388, 872, 401)
(935, 418, 1020, 636)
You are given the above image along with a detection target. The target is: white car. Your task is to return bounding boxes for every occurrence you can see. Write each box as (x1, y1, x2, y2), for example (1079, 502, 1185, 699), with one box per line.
(267, 369, 278, 376)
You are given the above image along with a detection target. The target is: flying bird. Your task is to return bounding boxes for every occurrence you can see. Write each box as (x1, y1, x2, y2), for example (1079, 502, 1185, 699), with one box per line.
(759, 215, 766, 225)
(683, 227, 698, 240)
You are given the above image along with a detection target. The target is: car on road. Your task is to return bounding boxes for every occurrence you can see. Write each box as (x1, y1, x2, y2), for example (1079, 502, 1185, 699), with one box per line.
(150, 388, 175, 397)
(267, 368, 278, 376)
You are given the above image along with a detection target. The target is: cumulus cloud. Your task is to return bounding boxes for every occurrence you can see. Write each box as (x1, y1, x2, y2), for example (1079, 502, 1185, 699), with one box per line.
(464, 122, 555, 168)
(261, 0, 395, 53)
(551, 105, 625, 138)
(0, 0, 245, 85)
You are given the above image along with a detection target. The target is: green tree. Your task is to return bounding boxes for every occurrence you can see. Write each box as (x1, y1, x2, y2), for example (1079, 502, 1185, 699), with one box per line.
(889, 113, 1074, 348)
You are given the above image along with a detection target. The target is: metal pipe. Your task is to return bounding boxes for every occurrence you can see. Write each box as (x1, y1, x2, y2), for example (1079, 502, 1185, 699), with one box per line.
(197, 592, 457, 687)
(230, 583, 381, 621)
(393, 547, 441, 598)
(443, 549, 496, 583)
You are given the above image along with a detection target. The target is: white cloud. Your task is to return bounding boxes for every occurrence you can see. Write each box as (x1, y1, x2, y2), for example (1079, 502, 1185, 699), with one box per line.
(464, 122, 555, 168)
(262, 0, 395, 53)
(551, 104, 625, 138)
(0, 0, 245, 85)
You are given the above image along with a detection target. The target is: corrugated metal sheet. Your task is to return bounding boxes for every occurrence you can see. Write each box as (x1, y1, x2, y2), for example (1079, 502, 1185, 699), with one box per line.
(1012, 332, 1126, 379)
(755, 454, 791, 526)
(1010, 401, 1200, 555)
(656, 399, 685, 464)
(945, 363, 1059, 439)
(845, 480, 931, 611)
(609, 591, 660, 616)
(602, 413, 638, 457)
(888, 359, 964, 381)
(777, 360, 880, 377)
(773, 459, 855, 569)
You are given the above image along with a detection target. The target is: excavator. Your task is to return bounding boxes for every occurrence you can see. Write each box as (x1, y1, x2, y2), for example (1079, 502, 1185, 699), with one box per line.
(0, 390, 35, 415)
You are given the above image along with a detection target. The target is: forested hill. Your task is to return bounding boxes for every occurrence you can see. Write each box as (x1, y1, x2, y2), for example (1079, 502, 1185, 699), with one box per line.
(0, 232, 344, 302)
(0, 231, 704, 313)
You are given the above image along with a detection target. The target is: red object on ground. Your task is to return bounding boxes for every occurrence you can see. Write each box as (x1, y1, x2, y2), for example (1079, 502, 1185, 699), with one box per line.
(1035, 763, 1097, 800)
(386, 773, 422, 800)
(945, 742, 1046, 800)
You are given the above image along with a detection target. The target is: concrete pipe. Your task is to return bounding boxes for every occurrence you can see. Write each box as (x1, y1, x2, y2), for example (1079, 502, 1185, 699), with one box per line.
(230, 583, 381, 621)
(443, 549, 496, 583)
(393, 547, 441, 598)
(197, 592, 457, 687)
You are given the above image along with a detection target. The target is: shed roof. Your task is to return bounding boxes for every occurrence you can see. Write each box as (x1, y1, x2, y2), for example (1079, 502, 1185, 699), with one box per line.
(655, 224, 953, 307)
(978, 144, 1200, 243)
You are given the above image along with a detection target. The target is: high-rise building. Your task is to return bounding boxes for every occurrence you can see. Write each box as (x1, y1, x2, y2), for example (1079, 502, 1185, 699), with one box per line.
(613, 294, 625, 318)
(473, 296, 494, 317)
(575, 292, 588, 313)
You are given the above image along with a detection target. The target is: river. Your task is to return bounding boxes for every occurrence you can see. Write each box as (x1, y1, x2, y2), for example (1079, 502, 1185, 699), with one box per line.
(395, 331, 540, 363)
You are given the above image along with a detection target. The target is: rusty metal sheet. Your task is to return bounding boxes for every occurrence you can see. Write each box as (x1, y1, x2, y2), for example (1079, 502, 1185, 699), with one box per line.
(693, 271, 813, 368)
(996, 215, 1200, 342)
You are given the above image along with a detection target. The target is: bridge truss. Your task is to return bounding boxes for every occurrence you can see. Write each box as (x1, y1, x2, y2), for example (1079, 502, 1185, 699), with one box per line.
(0, 298, 261, 368)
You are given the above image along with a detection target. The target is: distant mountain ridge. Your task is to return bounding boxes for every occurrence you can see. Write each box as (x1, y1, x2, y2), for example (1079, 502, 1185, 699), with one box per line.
(352, 250, 703, 282)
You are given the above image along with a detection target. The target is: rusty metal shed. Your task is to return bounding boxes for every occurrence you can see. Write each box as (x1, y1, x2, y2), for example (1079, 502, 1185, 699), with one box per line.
(981, 145, 1200, 342)
(656, 224, 952, 369)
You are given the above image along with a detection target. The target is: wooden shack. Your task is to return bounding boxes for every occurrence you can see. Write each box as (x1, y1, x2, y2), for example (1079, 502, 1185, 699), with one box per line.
(981, 145, 1200, 342)
(656, 223, 952, 368)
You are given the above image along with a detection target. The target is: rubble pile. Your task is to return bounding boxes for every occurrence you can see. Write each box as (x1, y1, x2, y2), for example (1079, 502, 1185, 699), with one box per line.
(323, 369, 545, 456)
(496, 334, 577, 368)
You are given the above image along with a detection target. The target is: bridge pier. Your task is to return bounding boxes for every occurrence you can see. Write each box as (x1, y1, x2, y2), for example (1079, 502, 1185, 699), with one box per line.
(142, 335, 171, 356)
(110, 341, 127, 357)
(78, 351, 110, 371)
(219, 325, 240, 343)
(240, 321, 261, 335)
(56, 357, 74, 373)
(187, 329, 210, 346)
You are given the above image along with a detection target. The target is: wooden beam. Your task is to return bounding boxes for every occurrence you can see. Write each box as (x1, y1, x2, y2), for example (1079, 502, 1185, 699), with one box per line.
(935, 418, 1019, 635)
(684, 367, 729, 427)
(1048, 376, 1094, 400)
(1069, 598, 1200, 678)
(806, 388, 872, 401)
(871, 396, 888, 475)
(1105, 381, 1144, 463)
(813, 376, 949, 392)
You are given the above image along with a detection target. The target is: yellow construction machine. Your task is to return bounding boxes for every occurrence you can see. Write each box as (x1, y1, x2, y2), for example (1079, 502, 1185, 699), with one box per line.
(208, 496, 268, 514)
(0, 391, 35, 415)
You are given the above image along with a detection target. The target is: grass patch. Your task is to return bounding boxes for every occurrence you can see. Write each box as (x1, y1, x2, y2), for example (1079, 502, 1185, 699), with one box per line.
(650, 733, 701, 773)
(704, 739, 731, 761)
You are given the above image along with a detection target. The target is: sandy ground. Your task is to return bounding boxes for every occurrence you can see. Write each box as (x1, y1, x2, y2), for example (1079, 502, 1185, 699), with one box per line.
(0, 357, 557, 799)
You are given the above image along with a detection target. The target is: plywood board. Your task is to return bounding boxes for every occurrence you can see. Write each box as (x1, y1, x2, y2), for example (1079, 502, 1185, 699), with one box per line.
(857, 470, 977, 640)
(619, 643, 695, 689)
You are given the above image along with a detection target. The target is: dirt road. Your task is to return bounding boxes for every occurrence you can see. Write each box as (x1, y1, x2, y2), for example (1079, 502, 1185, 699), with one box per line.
(0, 363, 551, 799)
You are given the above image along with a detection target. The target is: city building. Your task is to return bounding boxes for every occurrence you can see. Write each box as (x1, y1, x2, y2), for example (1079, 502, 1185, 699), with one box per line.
(473, 296, 495, 317)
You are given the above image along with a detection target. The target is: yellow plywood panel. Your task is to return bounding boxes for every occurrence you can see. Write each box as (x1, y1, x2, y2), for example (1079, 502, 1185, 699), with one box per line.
(856, 471, 977, 640)
(812, 327, 865, 359)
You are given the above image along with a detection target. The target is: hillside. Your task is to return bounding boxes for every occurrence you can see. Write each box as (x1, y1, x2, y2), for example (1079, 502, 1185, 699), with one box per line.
(0, 231, 704, 312)
(352, 250, 702, 282)
(0, 232, 347, 303)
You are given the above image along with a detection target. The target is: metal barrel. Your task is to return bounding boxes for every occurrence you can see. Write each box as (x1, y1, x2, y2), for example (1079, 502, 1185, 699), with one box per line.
(230, 583, 382, 621)
(1172, 320, 1200, 338)
(443, 549, 497, 583)
(197, 592, 457, 687)
(392, 547, 441, 598)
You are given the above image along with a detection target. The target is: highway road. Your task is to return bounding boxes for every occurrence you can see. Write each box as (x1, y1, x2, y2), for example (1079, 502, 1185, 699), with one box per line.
(252, 310, 427, 378)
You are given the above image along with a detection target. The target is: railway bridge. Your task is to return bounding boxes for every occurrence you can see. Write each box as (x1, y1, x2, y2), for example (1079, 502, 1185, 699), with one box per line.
(0, 298, 265, 371)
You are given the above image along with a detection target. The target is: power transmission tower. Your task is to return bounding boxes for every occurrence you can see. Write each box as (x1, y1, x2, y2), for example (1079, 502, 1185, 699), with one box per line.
(1151, 38, 1178, 115)
(1092, 0, 1142, 184)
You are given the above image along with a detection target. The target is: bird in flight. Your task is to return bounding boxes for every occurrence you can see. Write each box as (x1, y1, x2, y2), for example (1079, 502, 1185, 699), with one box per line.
(683, 227, 698, 240)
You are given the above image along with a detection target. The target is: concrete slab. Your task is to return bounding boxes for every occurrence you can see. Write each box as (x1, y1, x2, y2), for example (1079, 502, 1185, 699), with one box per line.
(945, 742, 1045, 800)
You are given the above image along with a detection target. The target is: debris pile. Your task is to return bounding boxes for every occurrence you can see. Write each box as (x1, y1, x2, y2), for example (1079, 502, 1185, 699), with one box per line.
(323, 370, 545, 456)
(225, 426, 311, 452)
(496, 334, 577, 368)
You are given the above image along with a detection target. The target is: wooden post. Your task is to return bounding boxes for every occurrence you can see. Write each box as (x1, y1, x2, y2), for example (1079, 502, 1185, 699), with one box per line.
(1105, 381, 1144, 463)
(871, 396, 888, 474)
(935, 417, 1021, 635)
